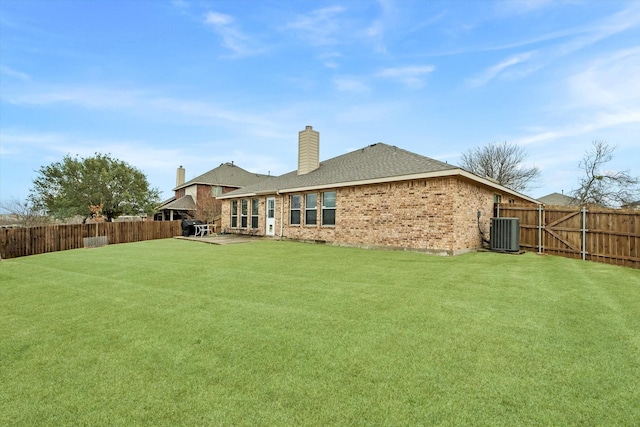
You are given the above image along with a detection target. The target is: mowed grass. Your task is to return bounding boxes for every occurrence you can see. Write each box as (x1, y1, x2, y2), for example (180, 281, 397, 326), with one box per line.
(1, 239, 639, 426)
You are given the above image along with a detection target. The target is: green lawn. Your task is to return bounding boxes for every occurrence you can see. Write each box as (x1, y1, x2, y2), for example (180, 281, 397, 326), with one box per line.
(1, 239, 639, 426)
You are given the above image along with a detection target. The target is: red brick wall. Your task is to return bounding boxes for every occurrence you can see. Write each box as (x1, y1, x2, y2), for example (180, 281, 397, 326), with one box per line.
(221, 177, 532, 254)
(221, 196, 266, 235)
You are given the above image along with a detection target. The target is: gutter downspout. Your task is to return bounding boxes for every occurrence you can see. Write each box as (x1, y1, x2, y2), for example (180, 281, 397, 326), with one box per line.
(276, 190, 284, 237)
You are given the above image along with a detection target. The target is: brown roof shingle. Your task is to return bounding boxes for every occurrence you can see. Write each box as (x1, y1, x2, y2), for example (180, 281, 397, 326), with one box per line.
(174, 162, 272, 191)
(220, 143, 456, 197)
(158, 195, 196, 210)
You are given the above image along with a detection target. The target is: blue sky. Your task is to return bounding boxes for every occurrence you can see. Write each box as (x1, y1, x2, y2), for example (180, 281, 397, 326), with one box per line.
(1, 0, 639, 205)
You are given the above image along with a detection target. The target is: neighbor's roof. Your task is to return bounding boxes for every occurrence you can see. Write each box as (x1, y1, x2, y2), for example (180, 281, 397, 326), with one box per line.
(537, 192, 579, 206)
(157, 195, 196, 211)
(622, 200, 640, 209)
(156, 196, 176, 210)
(218, 142, 539, 203)
(174, 162, 272, 191)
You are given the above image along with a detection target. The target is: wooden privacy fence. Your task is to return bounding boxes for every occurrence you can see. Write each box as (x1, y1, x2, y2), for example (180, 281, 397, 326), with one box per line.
(497, 203, 639, 269)
(0, 221, 182, 260)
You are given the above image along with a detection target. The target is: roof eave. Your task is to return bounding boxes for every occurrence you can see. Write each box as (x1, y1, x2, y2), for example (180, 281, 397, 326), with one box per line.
(455, 170, 540, 204)
(217, 168, 540, 203)
(174, 182, 245, 192)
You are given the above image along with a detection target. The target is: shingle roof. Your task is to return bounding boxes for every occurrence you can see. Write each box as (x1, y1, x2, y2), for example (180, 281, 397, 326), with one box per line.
(156, 196, 176, 210)
(622, 200, 640, 209)
(221, 143, 457, 197)
(537, 192, 579, 206)
(174, 162, 272, 191)
(159, 195, 196, 210)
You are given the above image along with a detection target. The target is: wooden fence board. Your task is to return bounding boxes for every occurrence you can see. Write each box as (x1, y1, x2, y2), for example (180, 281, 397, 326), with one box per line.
(497, 203, 639, 269)
(0, 221, 182, 259)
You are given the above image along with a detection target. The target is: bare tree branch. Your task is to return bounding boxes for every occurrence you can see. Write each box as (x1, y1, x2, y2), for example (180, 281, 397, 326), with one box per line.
(571, 141, 640, 208)
(460, 141, 540, 193)
(0, 198, 51, 227)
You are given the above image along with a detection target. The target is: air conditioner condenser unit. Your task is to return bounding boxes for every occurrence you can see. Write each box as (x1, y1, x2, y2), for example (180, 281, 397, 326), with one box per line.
(490, 217, 520, 252)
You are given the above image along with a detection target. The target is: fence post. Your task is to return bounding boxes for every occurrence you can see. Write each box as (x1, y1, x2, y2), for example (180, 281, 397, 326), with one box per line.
(538, 204, 543, 254)
(581, 206, 587, 261)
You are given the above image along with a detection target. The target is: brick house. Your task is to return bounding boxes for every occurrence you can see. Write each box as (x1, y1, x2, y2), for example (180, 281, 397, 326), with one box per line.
(218, 126, 538, 255)
(538, 192, 579, 206)
(155, 162, 271, 225)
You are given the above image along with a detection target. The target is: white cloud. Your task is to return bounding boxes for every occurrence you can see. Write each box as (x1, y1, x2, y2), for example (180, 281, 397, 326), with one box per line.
(171, 0, 190, 11)
(336, 102, 402, 123)
(468, 51, 534, 87)
(468, 4, 640, 86)
(205, 11, 233, 26)
(0, 65, 31, 81)
(0, 126, 294, 200)
(376, 65, 435, 89)
(2, 83, 281, 132)
(361, 0, 398, 53)
(318, 51, 342, 69)
(513, 110, 640, 148)
(334, 77, 370, 93)
(4, 86, 143, 109)
(0, 129, 205, 185)
(506, 44, 640, 197)
(149, 97, 276, 129)
(284, 6, 346, 46)
(515, 47, 640, 147)
(0, 131, 66, 157)
(203, 10, 261, 57)
(568, 47, 640, 108)
(494, 0, 554, 16)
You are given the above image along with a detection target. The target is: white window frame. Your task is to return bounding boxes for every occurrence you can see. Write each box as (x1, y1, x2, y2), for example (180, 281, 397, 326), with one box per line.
(251, 198, 259, 229)
(305, 193, 317, 226)
(241, 199, 248, 228)
(321, 191, 336, 226)
(231, 200, 238, 228)
(290, 194, 301, 225)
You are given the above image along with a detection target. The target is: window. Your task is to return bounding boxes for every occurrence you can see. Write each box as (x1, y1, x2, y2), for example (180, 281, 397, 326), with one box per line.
(231, 200, 238, 227)
(212, 186, 223, 197)
(290, 195, 301, 225)
(241, 199, 248, 228)
(267, 198, 275, 219)
(251, 198, 259, 229)
(322, 191, 336, 226)
(493, 194, 502, 218)
(305, 193, 317, 225)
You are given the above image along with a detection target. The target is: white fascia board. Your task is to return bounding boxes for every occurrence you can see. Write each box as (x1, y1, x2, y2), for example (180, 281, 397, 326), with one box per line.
(217, 168, 540, 203)
(455, 170, 540, 203)
(217, 191, 258, 200)
(172, 182, 203, 192)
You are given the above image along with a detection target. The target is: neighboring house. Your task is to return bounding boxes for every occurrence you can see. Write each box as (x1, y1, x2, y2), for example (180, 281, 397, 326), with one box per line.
(537, 192, 579, 206)
(155, 162, 271, 224)
(218, 126, 539, 255)
(622, 201, 640, 210)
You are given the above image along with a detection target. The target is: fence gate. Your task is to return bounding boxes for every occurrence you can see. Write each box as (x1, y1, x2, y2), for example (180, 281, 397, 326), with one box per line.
(539, 207, 587, 260)
(496, 203, 639, 269)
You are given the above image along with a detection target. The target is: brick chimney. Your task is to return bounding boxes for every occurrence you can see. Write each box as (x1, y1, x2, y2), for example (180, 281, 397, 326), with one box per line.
(298, 125, 319, 175)
(176, 165, 185, 187)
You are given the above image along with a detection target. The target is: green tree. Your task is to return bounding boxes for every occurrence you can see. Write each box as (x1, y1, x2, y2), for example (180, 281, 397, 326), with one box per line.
(29, 153, 161, 221)
(460, 141, 540, 193)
